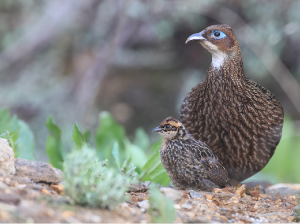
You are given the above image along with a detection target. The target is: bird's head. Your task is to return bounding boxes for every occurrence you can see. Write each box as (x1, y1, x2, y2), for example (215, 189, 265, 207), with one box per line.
(186, 24, 240, 69)
(152, 117, 188, 139)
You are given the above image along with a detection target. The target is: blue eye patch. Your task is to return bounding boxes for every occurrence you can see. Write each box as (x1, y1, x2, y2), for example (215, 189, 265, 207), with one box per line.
(211, 30, 226, 40)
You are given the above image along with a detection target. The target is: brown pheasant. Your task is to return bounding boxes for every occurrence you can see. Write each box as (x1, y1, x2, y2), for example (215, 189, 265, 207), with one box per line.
(153, 117, 230, 191)
(180, 24, 284, 182)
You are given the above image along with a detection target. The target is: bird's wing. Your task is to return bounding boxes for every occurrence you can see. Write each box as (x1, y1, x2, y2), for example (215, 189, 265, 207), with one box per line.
(185, 139, 230, 187)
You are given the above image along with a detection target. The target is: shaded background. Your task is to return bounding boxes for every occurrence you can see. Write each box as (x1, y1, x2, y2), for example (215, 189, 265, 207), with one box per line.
(0, 0, 299, 183)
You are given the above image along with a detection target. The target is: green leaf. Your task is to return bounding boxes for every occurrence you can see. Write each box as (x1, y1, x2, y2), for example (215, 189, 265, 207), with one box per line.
(0, 109, 10, 132)
(95, 111, 126, 167)
(73, 123, 85, 150)
(0, 109, 35, 160)
(15, 121, 35, 160)
(125, 139, 148, 170)
(45, 116, 64, 170)
(112, 142, 121, 169)
(83, 130, 91, 143)
(149, 184, 176, 223)
(150, 136, 162, 152)
(133, 128, 149, 151)
(5, 131, 16, 152)
(140, 147, 170, 186)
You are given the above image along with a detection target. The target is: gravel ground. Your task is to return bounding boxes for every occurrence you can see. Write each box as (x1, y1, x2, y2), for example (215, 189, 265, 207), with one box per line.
(0, 175, 299, 223)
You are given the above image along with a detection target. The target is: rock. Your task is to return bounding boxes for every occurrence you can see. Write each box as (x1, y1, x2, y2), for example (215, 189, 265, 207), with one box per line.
(235, 184, 246, 197)
(267, 183, 300, 191)
(137, 200, 149, 210)
(248, 190, 260, 197)
(128, 182, 150, 192)
(160, 187, 184, 203)
(14, 158, 64, 184)
(0, 138, 16, 176)
(243, 181, 271, 189)
(245, 185, 265, 194)
(50, 184, 64, 195)
(0, 193, 20, 205)
(181, 203, 193, 210)
(265, 187, 299, 197)
(189, 190, 205, 199)
(228, 195, 239, 204)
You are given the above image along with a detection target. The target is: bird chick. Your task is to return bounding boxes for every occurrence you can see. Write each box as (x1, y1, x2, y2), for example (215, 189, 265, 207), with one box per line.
(153, 117, 230, 192)
(181, 24, 284, 181)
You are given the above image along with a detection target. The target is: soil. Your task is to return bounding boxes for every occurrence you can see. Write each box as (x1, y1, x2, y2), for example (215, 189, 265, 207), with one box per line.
(0, 176, 299, 223)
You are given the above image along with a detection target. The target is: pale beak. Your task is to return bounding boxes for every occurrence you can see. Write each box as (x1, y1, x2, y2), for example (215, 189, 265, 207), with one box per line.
(185, 30, 206, 44)
(152, 126, 162, 132)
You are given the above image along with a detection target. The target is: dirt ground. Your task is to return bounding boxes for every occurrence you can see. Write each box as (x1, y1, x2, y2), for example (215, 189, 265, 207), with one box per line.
(0, 175, 299, 223)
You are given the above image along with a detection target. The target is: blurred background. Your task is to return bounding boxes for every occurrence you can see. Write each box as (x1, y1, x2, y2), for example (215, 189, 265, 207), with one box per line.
(0, 0, 299, 183)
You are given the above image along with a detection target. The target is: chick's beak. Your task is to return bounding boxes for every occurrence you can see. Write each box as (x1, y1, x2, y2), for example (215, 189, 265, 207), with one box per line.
(152, 126, 162, 132)
(185, 30, 206, 44)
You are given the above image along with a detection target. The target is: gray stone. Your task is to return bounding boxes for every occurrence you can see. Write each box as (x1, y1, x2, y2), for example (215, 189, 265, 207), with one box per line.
(181, 203, 193, 210)
(189, 190, 205, 199)
(137, 200, 149, 210)
(160, 187, 184, 203)
(265, 187, 299, 197)
(0, 138, 16, 176)
(14, 158, 64, 184)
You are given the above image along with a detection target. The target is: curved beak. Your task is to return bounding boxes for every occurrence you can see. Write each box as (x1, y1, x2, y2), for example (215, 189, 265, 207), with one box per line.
(185, 30, 206, 44)
(152, 126, 162, 132)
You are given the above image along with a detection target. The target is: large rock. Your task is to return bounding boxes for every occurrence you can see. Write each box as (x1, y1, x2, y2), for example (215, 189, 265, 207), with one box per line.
(0, 138, 16, 176)
(14, 158, 64, 184)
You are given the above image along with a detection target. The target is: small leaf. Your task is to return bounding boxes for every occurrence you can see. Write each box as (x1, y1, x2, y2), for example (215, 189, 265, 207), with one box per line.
(140, 144, 170, 186)
(73, 123, 85, 150)
(83, 130, 91, 143)
(95, 111, 126, 167)
(5, 130, 16, 152)
(133, 128, 149, 151)
(0, 109, 35, 160)
(149, 184, 175, 223)
(112, 142, 121, 169)
(15, 121, 35, 160)
(125, 139, 148, 170)
(45, 116, 64, 170)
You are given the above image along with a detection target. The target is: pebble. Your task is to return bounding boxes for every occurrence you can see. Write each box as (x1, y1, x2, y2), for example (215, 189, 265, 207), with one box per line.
(90, 215, 102, 223)
(265, 187, 299, 197)
(0, 210, 10, 221)
(65, 216, 81, 223)
(228, 195, 239, 204)
(137, 200, 149, 210)
(235, 184, 246, 198)
(173, 204, 181, 209)
(181, 203, 193, 210)
(286, 216, 295, 222)
(189, 190, 205, 199)
(160, 187, 184, 203)
(50, 184, 64, 195)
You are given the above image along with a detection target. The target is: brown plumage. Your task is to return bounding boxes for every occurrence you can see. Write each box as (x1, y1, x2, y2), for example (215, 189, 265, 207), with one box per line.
(180, 24, 284, 182)
(153, 117, 230, 191)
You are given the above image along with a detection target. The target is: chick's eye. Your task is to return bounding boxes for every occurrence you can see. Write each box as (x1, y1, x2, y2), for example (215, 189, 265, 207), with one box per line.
(211, 30, 226, 40)
(164, 124, 171, 130)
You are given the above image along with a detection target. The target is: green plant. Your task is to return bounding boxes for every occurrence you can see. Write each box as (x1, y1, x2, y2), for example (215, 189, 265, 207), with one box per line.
(149, 184, 176, 223)
(45, 111, 171, 185)
(0, 108, 35, 160)
(63, 146, 130, 210)
(45, 116, 65, 170)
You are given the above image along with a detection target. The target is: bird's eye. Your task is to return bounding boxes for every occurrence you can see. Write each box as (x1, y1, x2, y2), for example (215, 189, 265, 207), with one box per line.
(164, 124, 171, 130)
(211, 30, 226, 40)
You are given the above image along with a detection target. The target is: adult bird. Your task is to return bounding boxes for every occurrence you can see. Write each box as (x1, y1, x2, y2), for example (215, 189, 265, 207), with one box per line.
(180, 24, 284, 182)
(153, 117, 230, 191)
